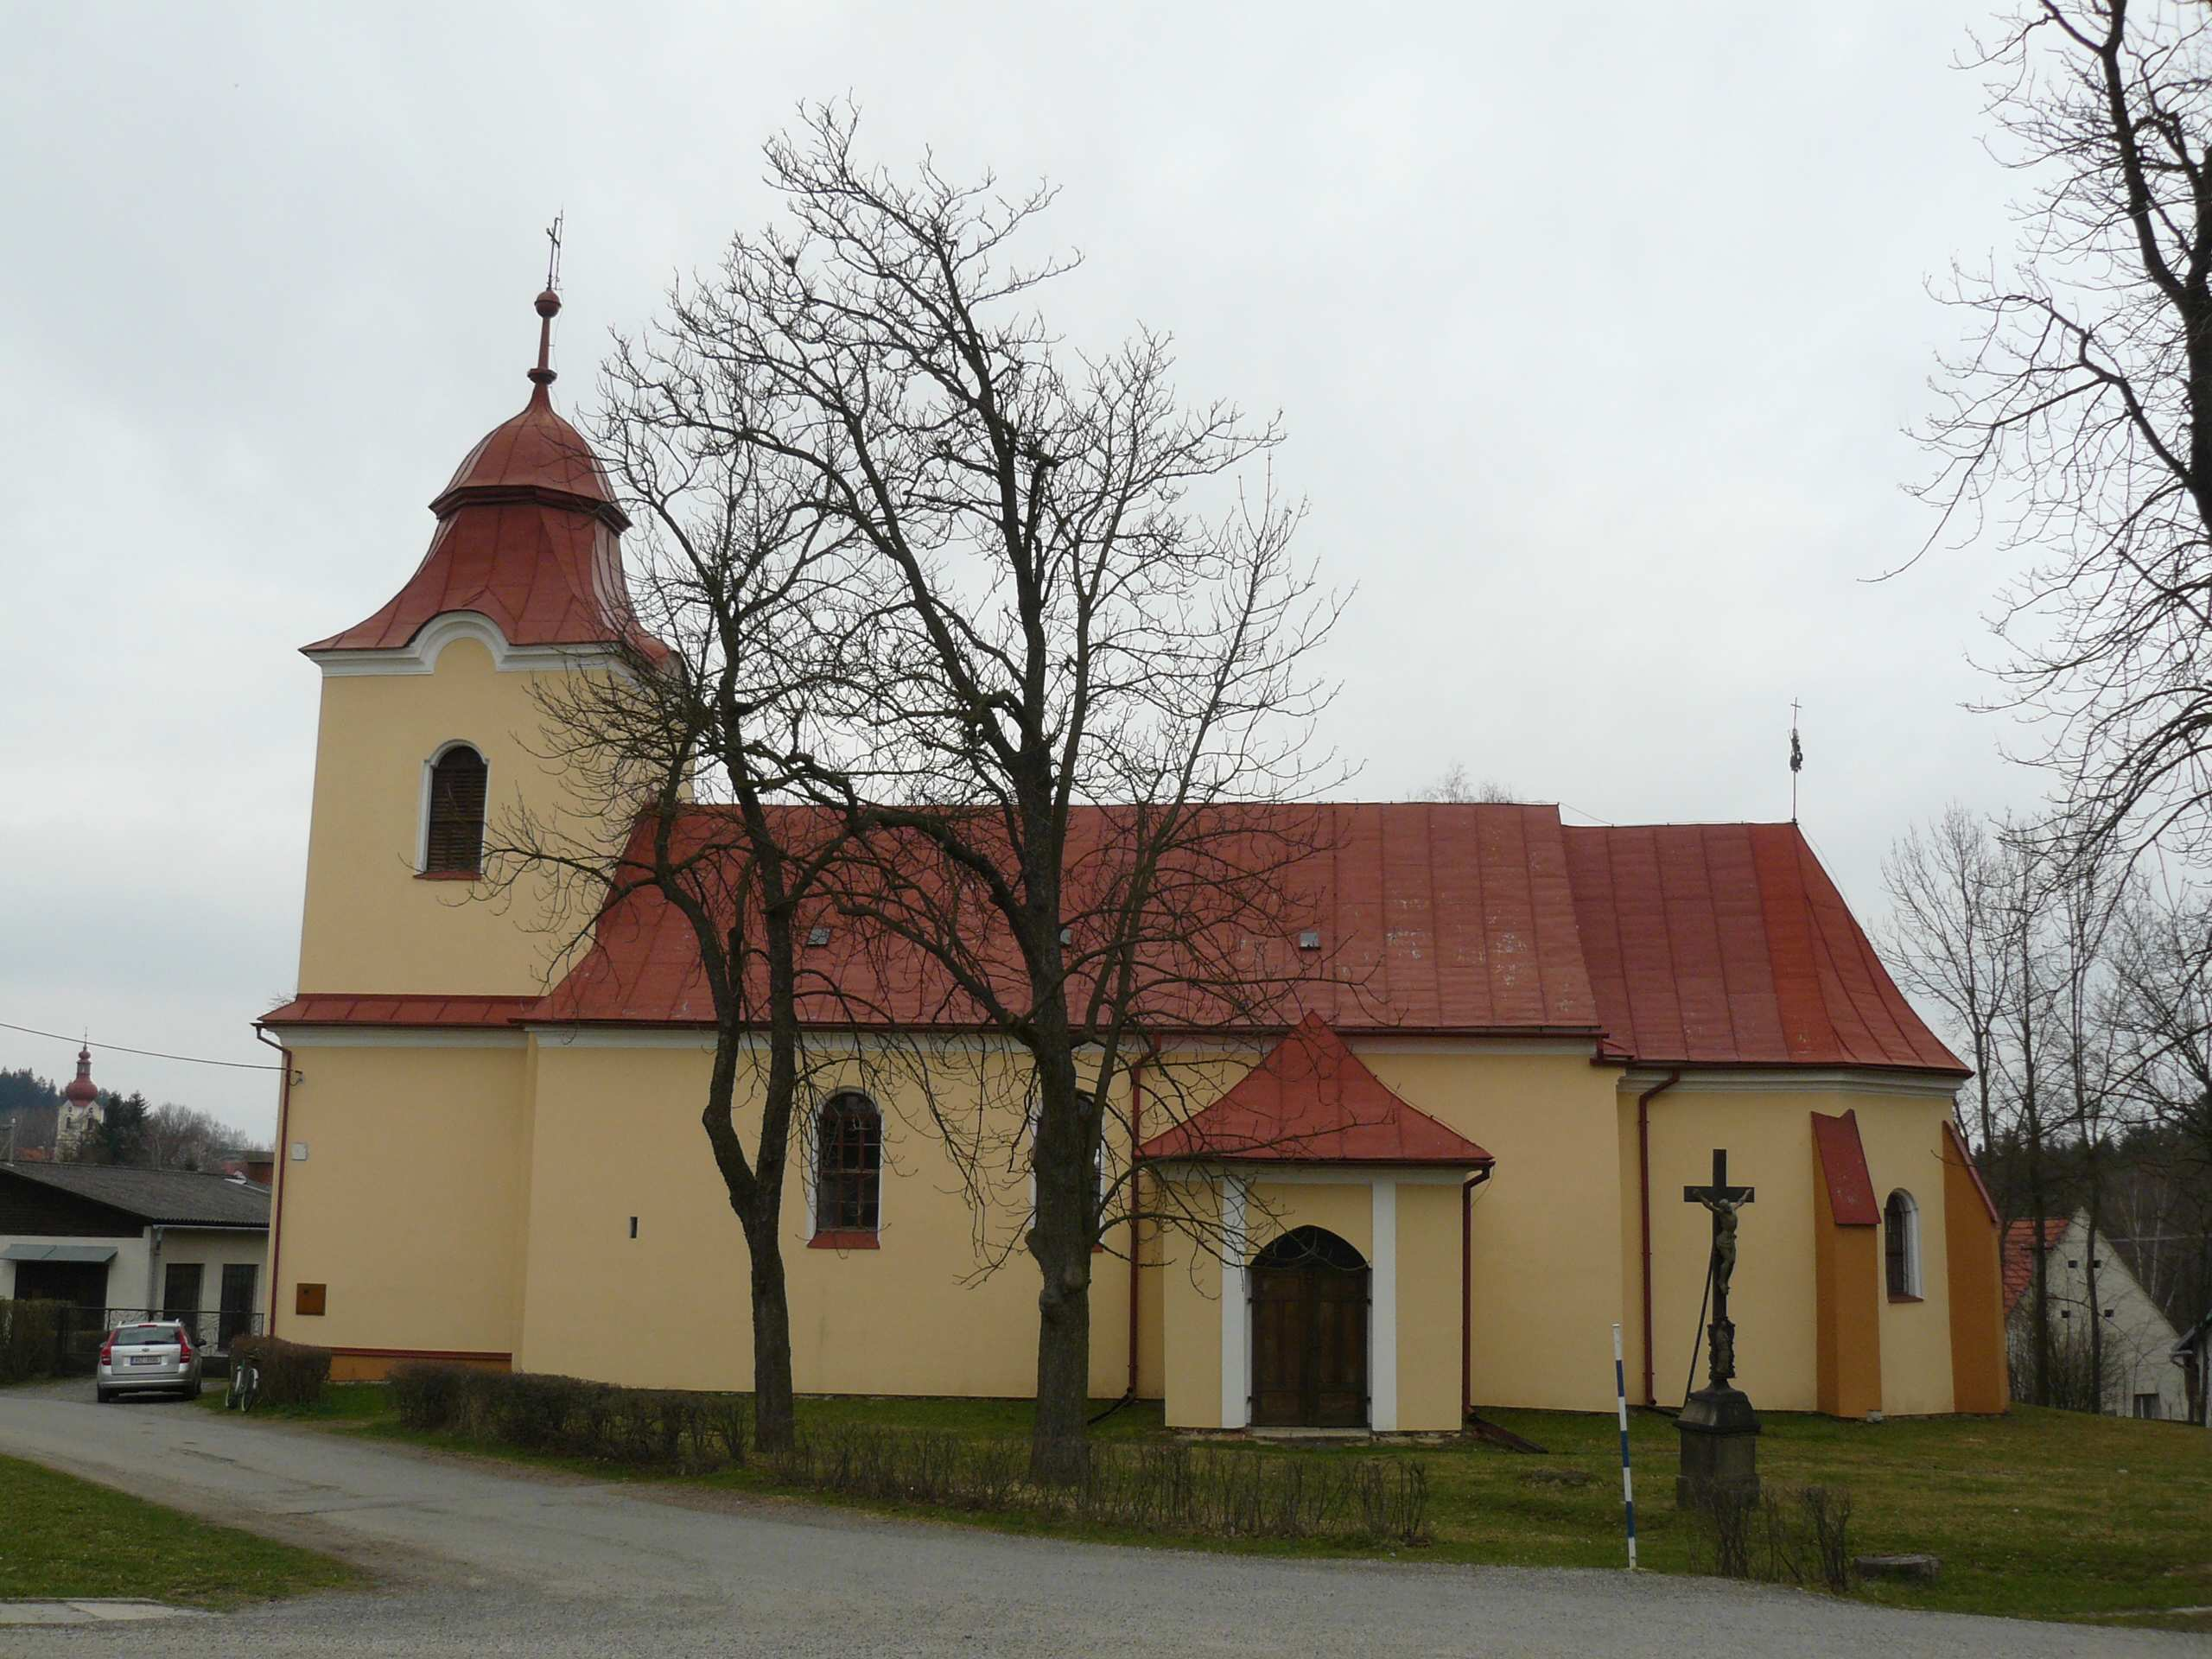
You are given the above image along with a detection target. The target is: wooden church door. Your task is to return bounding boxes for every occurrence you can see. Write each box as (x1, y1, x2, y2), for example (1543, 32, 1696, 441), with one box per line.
(1249, 1226, 1369, 1427)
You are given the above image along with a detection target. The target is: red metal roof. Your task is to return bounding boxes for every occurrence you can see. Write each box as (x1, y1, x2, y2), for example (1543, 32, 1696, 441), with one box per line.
(1563, 823, 1964, 1074)
(305, 289, 665, 664)
(259, 994, 540, 1029)
(270, 806, 1964, 1077)
(534, 803, 1605, 1035)
(1809, 1109, 1878, 1225)
(2002, 1217, 2069, 1315)
(1136, 1015, 1494, 1166)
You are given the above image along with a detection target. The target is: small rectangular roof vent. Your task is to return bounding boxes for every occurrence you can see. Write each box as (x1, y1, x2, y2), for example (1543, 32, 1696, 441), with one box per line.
(1297, 928, 1322, 951)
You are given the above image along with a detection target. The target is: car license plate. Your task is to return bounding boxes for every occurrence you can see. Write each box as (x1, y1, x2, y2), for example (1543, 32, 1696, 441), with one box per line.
(128, 1356, 161, 1366)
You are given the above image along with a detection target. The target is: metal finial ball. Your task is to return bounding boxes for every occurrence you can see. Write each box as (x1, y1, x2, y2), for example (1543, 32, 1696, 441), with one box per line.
(535, 289, 562, 319)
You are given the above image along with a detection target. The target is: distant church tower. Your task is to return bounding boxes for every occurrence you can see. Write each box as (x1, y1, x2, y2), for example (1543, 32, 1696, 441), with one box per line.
(56, 1046, 101, 1159)
(290, 283, 658, 998)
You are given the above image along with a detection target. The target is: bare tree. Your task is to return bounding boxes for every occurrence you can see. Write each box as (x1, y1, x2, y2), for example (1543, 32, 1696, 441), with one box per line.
(1417, 763, 1518, 804)
(1881, 804, 2018, 1152)
(490, 430, 878, 1453)
(142, 1103, 245, 1172)
(622, 104, 1344, 1477)
(1915, 2, 2212, 863)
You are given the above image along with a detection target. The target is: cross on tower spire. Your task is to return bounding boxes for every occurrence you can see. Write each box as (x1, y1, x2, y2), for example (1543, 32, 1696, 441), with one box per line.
(531, 213, 564, 391)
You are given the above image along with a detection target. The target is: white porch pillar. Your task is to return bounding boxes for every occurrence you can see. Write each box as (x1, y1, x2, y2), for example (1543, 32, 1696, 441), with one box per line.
(1219, 1173, 1249, 1429)
(1370, 1178, 1398, 1431)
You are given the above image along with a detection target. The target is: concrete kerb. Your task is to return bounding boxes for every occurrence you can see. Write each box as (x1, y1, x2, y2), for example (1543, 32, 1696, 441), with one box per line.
(0, 1599, 210, 1626)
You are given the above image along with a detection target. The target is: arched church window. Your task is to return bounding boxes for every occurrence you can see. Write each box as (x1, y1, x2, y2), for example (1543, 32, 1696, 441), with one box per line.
(1884, 1189, 1921, 1300)
(817, 1092, 881, 1234)
(423, 745, 488, 875)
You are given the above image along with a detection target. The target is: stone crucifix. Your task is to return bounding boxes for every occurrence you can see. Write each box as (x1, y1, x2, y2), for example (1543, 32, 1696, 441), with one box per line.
(1683, 1148, 1755, 1392)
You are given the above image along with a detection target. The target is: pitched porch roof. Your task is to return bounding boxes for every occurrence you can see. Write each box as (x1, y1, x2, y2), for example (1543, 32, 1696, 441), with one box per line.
(1136, 1014, 1494, 1167)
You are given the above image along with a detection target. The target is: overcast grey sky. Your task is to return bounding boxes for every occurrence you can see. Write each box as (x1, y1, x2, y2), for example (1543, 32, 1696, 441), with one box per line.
(0, 3, 2044, 1137)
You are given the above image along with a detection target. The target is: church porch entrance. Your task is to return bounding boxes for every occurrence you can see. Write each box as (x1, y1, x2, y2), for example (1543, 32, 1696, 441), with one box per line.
(1249, 1226, 1370, 1428)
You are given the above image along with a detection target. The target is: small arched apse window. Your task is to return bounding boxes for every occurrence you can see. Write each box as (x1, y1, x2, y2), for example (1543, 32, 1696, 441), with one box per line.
(817, 1092, 881, 1234)
(423, 744, 488, 875)
(1884, 1189, 1921, 1299)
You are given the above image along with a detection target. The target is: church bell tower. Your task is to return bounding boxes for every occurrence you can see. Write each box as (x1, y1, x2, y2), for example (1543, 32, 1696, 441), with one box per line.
(292, 286, 659, 998)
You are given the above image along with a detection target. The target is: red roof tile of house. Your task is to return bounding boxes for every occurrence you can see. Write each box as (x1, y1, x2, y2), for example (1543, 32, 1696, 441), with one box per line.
(1136, 1015, 1494, 1166)
(2002, 1217, 2070, 1314)
(1563, 823, 1962, 1074)
(304, 289, 665, 664)
(269, 806, 1965, 1077)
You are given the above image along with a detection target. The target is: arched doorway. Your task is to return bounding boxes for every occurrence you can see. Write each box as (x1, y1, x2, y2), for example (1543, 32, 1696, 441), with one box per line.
(1249, 1226, 1370, 1427)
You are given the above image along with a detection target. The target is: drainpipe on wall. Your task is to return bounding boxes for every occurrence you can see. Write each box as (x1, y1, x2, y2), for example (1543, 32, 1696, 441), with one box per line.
(146, 1224, 164, 1315)
(1127, 1053, 1145, 1402)
(1461, 1166, 1492, 1420)
(254, 1024, 296, 1343)
(1637, 1070, 1681, 1408)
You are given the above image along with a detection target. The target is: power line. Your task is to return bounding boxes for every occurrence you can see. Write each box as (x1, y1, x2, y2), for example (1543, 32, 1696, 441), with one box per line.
(0, 1020, 283, 1073)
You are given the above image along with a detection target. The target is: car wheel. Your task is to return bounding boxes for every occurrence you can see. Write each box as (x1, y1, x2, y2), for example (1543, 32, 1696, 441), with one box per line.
(187, 1381, 202, 1400)
(95, 1387, 113, 1403)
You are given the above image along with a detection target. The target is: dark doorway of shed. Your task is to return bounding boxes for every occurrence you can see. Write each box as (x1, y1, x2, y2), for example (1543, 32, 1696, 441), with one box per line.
(1249, 1226, 1369, 1428)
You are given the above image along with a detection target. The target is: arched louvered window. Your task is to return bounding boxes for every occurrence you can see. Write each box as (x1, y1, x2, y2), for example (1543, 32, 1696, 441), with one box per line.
(1885, 1189, 1921, 1300)
(816, 1092, 881, 1235)
(423, 745, 488, 875)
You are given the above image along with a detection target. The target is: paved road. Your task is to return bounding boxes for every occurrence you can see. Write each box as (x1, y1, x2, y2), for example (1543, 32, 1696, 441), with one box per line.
(0, 1381, 2202, 1657)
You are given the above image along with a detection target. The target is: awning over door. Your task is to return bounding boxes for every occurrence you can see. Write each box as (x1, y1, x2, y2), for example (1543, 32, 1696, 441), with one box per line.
(2, 1243, 120, 1264)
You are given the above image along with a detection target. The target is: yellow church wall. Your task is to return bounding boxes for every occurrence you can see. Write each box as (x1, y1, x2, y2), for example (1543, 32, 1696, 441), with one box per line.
(296, 637, 613, 997)
(516, 1039, 1131, 1401)
(1244, 1180, 1370, 1258)
(1156, 1174, 1225, 1429)
(267, 1040, 531, 1360)
(1633, 1079, 1963, 1415)
(1859, 1105, 1957, 1417)
(1395, 1180, 1467, 1431)
(1357, 1047, 1624, 1414)
(1940, 1126, 2008, 1413)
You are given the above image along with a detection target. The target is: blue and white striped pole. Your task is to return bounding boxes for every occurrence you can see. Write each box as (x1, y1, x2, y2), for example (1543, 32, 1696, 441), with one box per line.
(1612, 1321, 1638, 1571)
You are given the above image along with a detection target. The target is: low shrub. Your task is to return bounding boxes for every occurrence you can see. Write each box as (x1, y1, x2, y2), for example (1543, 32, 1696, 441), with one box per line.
(395, 1367, 747, 1472)
(0, 1300, 63, 1383)
(387, 1360, 472, 1430)
(229, 1334, 332, 1408)
(1688, 1483, 1854, 1592)
(761, 1426, 1431, 1545)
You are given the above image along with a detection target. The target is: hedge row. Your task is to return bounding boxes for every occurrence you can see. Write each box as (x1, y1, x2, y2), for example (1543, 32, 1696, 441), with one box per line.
(0, 1300, 63, 1383)
(229, 1334, 332, 1407)
(384, 1363, 1428, 1544)
(387, 1363, 746, 1471)
(764, 1427, 1432, 1544)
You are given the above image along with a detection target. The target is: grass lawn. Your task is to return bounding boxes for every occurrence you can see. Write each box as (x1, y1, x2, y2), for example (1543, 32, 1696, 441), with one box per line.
(0, 1452, 359, 1609)
(206, 1386, 2212, 1631)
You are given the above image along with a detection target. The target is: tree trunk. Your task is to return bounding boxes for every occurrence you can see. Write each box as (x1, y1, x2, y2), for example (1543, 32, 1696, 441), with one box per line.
(746, 1216, 797, 1452)
(1028, 1049, 1094, 1483)
(1031, 1230, 1092, 1484)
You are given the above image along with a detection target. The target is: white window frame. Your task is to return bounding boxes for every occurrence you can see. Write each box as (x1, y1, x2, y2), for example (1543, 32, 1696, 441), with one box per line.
(418, 740, 489, 874)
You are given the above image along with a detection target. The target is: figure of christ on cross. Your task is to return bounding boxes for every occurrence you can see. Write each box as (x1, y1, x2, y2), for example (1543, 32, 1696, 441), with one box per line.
(1684, 1148, 1755, 1392)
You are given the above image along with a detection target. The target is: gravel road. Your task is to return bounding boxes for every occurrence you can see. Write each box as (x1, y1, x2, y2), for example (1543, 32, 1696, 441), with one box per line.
(0, 1380, 2201, 1656)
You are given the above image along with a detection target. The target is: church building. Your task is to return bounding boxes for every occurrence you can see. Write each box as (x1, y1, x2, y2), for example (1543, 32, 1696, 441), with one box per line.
(257, 289, 2008, 1427)
(55, 1046, 102, 1161)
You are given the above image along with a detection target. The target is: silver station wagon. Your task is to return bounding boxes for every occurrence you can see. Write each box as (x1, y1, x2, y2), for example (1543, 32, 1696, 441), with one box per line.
(95, 1321, 203, 1402)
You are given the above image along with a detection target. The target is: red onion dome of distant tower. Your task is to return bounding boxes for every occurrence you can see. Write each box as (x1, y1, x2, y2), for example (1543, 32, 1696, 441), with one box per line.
(62, 1046, 97, 1103)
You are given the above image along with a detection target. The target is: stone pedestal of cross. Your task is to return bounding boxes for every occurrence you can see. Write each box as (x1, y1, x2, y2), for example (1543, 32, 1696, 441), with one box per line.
(1675, 1147, 1761, 1509)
